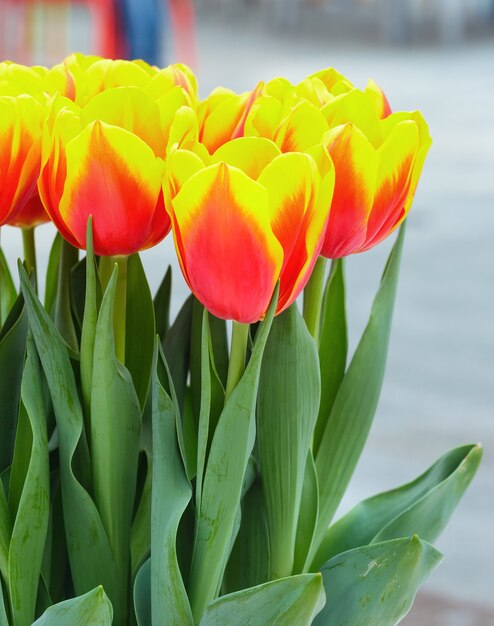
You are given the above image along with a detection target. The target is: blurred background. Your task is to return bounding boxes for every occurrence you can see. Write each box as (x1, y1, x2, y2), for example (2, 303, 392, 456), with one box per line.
(1, 1, 493, 624)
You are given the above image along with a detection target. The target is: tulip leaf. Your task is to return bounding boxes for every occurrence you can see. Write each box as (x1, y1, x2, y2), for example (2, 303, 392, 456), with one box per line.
(313, 444, 482, 570)
(44, 232, 63, 315)
(32, 586, 113, 626)
(0, 583, 8, 626)
(18, 263, 119, 615)
(133, 558, 151, 626)
(313, 226, 405, 555)
(313, 258, 347, 455)
(70, 258, 87, 331)
(0, 292, 27, 473)
(163, 294, 194, 412)
(8, 335, 50, 626)
(154, 265, 172, 341)
(126, 253, 155, 409)
(224, 478, 270, 593)
(0, 247, 16, 325)
(52, 239, 79, 352)
(313, 536, 442, 626)
(257, 303, 320, 579)
(130, 452, 152, 577)
(294, 450, 319, 574)
(90, 266, 142, 623)
(189, 287, 278, 622)
(0, 478, 11, 584)
(151, 339, 193, 626)
(200, 573, 325, 626)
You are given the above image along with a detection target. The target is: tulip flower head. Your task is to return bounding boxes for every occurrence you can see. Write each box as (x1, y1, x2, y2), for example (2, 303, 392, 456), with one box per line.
(165, 137, 335, 323)
(38, 65, 196, 257)
(0, 94, 44, 227)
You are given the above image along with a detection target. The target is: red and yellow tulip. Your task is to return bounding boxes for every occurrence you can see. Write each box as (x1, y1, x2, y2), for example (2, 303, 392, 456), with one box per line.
(0, 95, 45, 227)
(38, 78, 195, 256)
(165, 137, 335, 323)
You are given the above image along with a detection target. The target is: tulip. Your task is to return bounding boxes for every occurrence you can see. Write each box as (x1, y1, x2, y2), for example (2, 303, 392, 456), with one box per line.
(165, 136, 335, 324)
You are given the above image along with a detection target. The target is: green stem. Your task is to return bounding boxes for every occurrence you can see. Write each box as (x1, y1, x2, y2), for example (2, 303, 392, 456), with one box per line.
(99, 255, 128, 364)
(224, 322, 250, 400)
(22, 227, 37, 288)
(303, 256, 327, 341)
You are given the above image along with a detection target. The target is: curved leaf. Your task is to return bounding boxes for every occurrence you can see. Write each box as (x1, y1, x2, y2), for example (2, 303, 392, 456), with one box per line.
(313, 226, 405, 555)
(313, 444, 482, 569)
(32, 586, 113, 626)
(133, 558, 151, 626)
(151, 340, 193, 626)
(257, 304, 320, 578)
(0, 247, 16, 325)
(189, 288, 278, 622)
(313, 536, 442, 626)
(200, 574, 325, 626)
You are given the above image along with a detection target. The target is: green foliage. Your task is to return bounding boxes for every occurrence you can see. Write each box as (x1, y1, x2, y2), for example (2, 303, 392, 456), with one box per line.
(32, 587, 113, 626)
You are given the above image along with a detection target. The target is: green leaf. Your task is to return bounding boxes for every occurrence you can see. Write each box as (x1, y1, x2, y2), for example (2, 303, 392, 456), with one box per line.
(90, 266, 142, 622)
(0, 294, 27, 473)
(130, 452, 152, 577)
(313, 226, 405, 555)
(133, 558, 151, 626)
(257, 304, 320, 578)
(209, 315, 228, 389)
(0, 479, 11, 584)
(151, 340, 193, 625)
(313, 444, 481, 569)
(313, 536, 442, 626)
(44, 232, 63, 315)
(294, 451, 319, 574)
(313, 258, 347, 455)
(18, 263, 118, 614)
(8, 335, 50, 626)
(163, 295, 194, 412)
(0, 581, 9, 626)
(189, 288, 277, 622)
(32, 586, 113, 626)
(154, 266, 172, 341)
(200, 573, 325, 626)
(126, 254, 155, 409)
(224, 478, 270, 593)
(0, 247, 17, 325)
(52, 239, 79, 352)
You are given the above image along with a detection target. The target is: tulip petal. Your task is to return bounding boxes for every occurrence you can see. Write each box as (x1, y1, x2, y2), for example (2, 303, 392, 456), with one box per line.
(321, 124, 378, 258)
(275, 101, 329, 153)
(321, 89, 382, 147)
(58, 121, 166, 255)
(212, 137, 280, 180)
(166, 149, 205, 200)
(363, 120, 420, 250)
(365, 79, 392, 119)
(81, 86, 164, 156)
(199, 91, 249, 153)
(258, 152, 333, 310)
(172, 163, 283, 322)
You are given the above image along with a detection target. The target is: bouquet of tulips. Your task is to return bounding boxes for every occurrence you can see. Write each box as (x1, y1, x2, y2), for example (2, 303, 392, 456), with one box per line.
(0, 54, 481, 626)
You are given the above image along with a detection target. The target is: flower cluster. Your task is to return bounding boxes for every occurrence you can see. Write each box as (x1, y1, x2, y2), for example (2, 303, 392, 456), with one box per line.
(0, 54, 430, 322)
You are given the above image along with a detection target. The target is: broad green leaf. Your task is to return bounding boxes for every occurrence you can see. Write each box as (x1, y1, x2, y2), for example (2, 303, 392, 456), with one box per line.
(209, 314, 228, 389)
(313, 444, 481, 570)
(313, 536, 442, 626)
(52, 239, 79, 352)
(294, 451, 319, 574)
(0, 294, 27, 472)
(18, 264, 118, 615)
(163, 295, 194, 412)
(154, 266, 172, 340)
(0, 581, 8, 626)
(0, 247, 16, 325)
(126, 254, 155, 408)
(131, 452, 152, 577)
(189, 288, 277, 622)
(133, 558, 151, 626)
(91, 267, 141, 623)
(32, 586, 113, 626)
(44, 232, 63, 315)
(8, 335, 50, 626)
(151, 340, 193, 625)
(70, 258, 87, 331)
(313, 226, 405, 555)
(195, 309, 211, 510)
(79, 220, 98, 422)
(224, 478, 270, 593)
(257, 304, 320, 578)
(313, 258, 347, 455)
(0, 480, 11, 583)
(200, 573, 325, 626)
